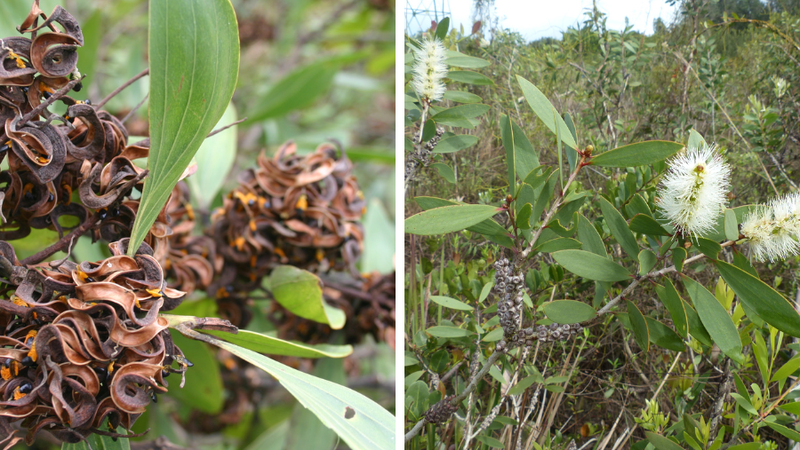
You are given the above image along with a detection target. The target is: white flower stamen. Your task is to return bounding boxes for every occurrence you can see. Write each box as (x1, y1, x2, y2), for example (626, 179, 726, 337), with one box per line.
(741, 193, 800, 262)
(656, 144, 731, 239)
(411, 38, 448, 103)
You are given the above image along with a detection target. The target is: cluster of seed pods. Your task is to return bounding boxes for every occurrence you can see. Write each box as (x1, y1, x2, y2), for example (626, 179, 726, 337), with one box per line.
(0, 239, 191, 447)
(207, 141, 368, 326)
(0, 1, 392, 445)
(493, 257, 524, 341)
(492, 258, 583, 353)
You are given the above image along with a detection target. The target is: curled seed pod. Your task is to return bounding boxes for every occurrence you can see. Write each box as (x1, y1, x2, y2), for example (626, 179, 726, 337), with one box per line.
(0, 240, 188, 444)
(424, 396, 458, 424)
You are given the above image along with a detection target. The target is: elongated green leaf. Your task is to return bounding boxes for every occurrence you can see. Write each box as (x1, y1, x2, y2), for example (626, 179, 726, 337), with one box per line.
(406, 381, 430, 416)
(577, 214, 607, 257)
(413, 197, 513, 247)
(542, 300, 596, 324)
(627, 300, 650, 351)
(430, 295, 474, 311)
(445, 51, 490, 68)
(531, 171, 558, 227)
(772, 356, 800, 382)
(687, 129, 707, 149)
(645, 317, 685, 352)
(730, 393, 757, 415)
(552, 250, 632, 282)
(645, 432, 684, 450)
(245, 422, 289, 450)
(431, 162, 456, 183)
(434, 17, 449, 40)
(426, 326, 475, 338)
(590, 141, 683, 167)
(626, 194, 654, 218)
(672, 247, 687, 272)
(443, 90, 482, 103)
(511, 120, 539, 180)
(187, 102, 237, 208)
(500, 115, 516, 192)
(210, 339, 395, 450)
(682, 275, 743, 363)
(779, 402, 800, 415)
(479, 282, 494, 303)
(477, 435, 505, 448)
(434, 135, 479, 153)
(655, 280, 689, 338)
(724, 209, 739, 241)
(77, 9, 102, 85)
(754, 332, 769, 384)
(704, 205, 755, 242)
(130, 0, 239, 256)
(269, 266, 345, 329)
(726, 443, 761, 450)
(536, 237, 582, 253)
(693, 238, 721, 259)
(507, 374, 538, 395)
(201, 329, 352, 358)
(516, 75, 576, 149)
(598, 197, 640, 259)
(715, 261, 800, 337)
(361, 198, 394, 274)
(638, 249, 657, 275)
(405, 204, 501, 235)
(289, 371, 337, 450)
(517, 203, 532, 229)
(523, 166, 554, 191)
(683, 299, 712, 346)
(767, 422, 800, 442)
(563, 112, 578, 172)
(446, 70, 494, 85)
(629, 214, 671, 236)
(482, 327, 503, 342)
(432, 104, 490, 126)
(249, 62, 336, 121)
(166, 331, 223, 414)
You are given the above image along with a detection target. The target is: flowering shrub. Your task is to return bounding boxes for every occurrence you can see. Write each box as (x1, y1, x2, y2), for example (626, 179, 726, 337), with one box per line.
(405, 17, 800, 450)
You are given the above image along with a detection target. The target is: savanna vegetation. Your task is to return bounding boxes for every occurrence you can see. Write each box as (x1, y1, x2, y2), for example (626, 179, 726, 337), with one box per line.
(405, 1, 800, 449)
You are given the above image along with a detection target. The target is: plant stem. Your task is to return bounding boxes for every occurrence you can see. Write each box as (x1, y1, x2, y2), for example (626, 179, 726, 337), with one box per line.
(519, 153, 587, 260)
(18, 79, 82, 126)
(596, 240, 736, 316)
(20, 213, 101, 266)
(96, 67, 149, 109)
(404, 351, 503, 442)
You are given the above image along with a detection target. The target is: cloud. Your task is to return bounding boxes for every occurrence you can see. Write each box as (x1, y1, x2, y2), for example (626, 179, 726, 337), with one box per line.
(406, 0, 679, 41)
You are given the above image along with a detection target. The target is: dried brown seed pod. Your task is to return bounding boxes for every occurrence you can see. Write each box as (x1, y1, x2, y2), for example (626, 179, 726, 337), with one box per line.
(0, 240, 189, 444)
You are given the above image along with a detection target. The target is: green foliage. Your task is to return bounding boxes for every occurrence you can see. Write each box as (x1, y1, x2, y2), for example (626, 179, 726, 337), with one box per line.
(211, 338, 395, 450)
(405, 9, 800, 448)
(269, 266, 346, 329)
(129, 0, 239, 256)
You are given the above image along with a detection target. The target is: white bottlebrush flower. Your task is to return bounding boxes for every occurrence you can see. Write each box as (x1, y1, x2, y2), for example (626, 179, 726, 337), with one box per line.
(411, 38, 448, 103)
(741, 193, 800, 262)
(770, 192, 800, 237)
(656, 144, 731, 239)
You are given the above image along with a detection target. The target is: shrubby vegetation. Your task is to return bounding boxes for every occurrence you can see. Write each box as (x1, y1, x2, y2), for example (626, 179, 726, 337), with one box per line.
(405, 1, 800, 449)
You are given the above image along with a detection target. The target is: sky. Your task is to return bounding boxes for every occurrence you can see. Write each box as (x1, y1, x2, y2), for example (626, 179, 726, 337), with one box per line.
(405, 0, 681, 41)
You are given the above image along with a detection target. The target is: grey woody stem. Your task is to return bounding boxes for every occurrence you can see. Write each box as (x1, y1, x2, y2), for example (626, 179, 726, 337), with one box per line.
(596, 239, 737, 316)
(519, 153, 587, 260)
